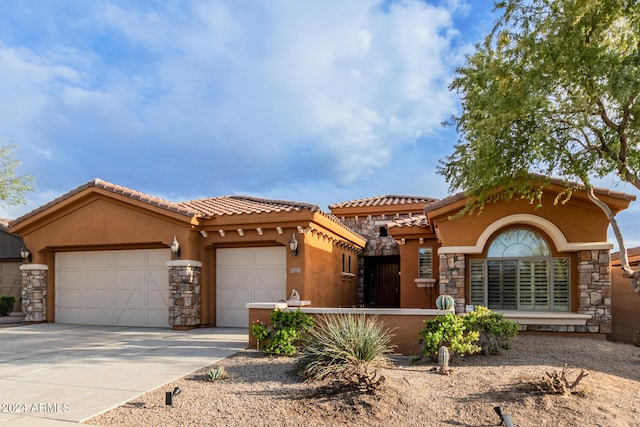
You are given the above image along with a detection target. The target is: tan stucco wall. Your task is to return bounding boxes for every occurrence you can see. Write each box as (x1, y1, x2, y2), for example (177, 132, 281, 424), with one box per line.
(431, 192, 611, 248)
(18, 196, 187, 263)
(609, 254, 640, 344)
(398, 239, 440, 309)
(302, 233, 359, 307)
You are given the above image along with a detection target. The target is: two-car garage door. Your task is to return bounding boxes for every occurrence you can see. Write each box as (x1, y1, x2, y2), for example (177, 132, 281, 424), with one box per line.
(55, 249, 170, 327)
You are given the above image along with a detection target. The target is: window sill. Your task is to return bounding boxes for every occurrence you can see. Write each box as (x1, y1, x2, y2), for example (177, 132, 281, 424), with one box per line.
(414, 278, 436, 288)
(497, 311, 591, 326)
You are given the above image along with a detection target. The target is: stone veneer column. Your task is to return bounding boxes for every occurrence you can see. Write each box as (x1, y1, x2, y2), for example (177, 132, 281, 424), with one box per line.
(167, 260, 202, 327)
(439, 253, 466, 313)
(578, 250, 611, 333)
(20, 264, 48, 322)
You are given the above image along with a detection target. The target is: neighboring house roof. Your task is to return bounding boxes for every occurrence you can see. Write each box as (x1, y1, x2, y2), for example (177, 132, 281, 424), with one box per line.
(329, 195, 437, 209)
(387, 214, 429, 229)
(179, 196, 320, 217)
(611, 247, 640, 263)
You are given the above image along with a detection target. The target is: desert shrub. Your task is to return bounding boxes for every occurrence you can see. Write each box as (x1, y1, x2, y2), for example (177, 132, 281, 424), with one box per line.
(0, 295, 15, 316)
(463, 306, 519, 355)
(249, 309, 314, 357)
(297, 314, 396, 392)
(418, 313, 480, 360)
(204, 366, 229, 382)
(534, 364, 589, 396)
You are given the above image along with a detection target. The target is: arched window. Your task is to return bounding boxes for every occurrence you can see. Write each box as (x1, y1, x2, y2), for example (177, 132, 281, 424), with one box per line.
(470, 228, 569, 312)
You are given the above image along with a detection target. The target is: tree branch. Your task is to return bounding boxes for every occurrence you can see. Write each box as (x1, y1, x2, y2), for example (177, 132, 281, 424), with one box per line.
(586, 187, 640, 294)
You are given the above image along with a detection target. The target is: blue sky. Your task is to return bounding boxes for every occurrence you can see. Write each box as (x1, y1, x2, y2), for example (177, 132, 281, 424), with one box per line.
(1, 0, 639, 248)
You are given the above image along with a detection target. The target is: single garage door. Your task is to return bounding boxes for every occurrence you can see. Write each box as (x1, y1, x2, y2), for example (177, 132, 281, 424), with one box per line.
(216, 247, 286, 327)
(55, 249, 170, 327)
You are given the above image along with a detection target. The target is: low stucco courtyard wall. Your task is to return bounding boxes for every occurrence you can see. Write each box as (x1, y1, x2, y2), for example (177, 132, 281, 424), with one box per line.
(247, 303, 454, 356)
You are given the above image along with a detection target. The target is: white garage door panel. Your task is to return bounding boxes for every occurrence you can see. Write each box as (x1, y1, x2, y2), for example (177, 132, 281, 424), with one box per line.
(217, 247, 286, 328)
(56, 249, 170, 327)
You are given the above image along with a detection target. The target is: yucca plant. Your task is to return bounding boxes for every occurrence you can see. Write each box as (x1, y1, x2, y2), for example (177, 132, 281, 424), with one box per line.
(297, 314, 396, 393)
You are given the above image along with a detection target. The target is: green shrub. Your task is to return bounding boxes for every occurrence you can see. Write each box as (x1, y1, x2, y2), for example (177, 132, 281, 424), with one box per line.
(418, 313, 480, 360)
(0, 295, 15, 316)
(464, 306, 519, 355)
(297, 314, 396, 392)
(249, 309, 314, 357)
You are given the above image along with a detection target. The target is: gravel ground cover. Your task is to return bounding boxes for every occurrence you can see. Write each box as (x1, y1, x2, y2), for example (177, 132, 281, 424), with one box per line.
(87, 335, 640, 427)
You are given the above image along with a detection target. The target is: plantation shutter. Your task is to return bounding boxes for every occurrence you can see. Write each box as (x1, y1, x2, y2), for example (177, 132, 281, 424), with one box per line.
(469, 260, 485, 306)
(553, 259, 570, 311)
(519, 260, 549, 310)
(487, 260, 517, 309)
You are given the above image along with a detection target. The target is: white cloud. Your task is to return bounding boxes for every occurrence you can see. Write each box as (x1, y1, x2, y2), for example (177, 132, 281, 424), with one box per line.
(0, 0, 477, 215)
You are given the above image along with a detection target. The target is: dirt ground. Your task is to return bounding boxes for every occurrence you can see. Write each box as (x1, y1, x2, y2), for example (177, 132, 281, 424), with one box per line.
(87, 335, 640, 427)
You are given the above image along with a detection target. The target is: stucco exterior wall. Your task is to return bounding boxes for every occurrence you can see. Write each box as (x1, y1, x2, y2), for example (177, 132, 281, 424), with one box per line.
(432, 192, 611, 249)
(609, 252, 640, 344)
(397, 238, 440, 309)
(302, 233, 359, 308)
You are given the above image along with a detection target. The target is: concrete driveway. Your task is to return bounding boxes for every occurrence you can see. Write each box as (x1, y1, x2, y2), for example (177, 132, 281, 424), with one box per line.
(0, 324, 247, 426)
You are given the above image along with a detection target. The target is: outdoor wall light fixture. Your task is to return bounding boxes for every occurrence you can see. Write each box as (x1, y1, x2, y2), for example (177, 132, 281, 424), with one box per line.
(165, 387, 181, 406)
(289, 234, 299, 257)
(20, 246, 32, 263)
(170, 236, 181, 258)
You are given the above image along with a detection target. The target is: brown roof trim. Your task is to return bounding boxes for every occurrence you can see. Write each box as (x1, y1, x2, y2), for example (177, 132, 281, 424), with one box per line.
(9, 178, 199, 227)
(423, 191, 467, 214)
(329, 194, 437, 209)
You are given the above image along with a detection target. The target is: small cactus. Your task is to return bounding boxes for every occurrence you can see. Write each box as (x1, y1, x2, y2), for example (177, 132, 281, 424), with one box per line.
(438, 345, 451, 375)
(436, 294, 455, 311)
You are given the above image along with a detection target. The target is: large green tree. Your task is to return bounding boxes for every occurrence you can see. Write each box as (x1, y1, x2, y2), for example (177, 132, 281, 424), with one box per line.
(439, 0, 640, 292)
(0, 143, 33, 209)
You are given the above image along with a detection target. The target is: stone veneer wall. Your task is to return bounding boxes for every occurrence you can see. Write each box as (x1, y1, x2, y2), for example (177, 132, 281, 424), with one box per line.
(20, 265, 48, 322)
(578, 249, 611, 333)
(168, 264, 201, 327)
(438, 253, 466, 313)
(340, 214, 404, 306)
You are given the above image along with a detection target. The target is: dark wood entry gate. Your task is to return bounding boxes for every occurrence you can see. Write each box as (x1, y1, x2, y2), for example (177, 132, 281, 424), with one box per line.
(364, 256, 400, 307)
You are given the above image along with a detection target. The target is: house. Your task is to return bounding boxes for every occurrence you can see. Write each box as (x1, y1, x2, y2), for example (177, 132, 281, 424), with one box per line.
(610, 248, 640, 345)
(9, 179, 366, 328)
(0, 220, 24, 313)
(9, 177, 636, 338)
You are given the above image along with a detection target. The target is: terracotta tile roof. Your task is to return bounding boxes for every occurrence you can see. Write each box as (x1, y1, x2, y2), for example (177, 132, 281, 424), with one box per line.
(179, 195, 320, 217)
(387, 214, 429, 229)
(10, 179, 199, 227)
(329, 195, 437, 209)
